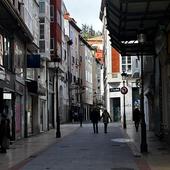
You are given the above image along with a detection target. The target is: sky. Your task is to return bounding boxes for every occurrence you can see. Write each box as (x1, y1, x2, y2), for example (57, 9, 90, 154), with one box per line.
(63, 0, 103, 32)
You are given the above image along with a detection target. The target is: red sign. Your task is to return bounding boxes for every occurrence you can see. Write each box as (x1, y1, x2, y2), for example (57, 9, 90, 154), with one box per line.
(121, 86, 128, 94)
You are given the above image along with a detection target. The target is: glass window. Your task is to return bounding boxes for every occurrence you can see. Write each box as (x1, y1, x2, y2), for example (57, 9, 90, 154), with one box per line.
(0, 34, 3, 66)
(39, 2, 45, 13)
(122, 56, 126, 64)
(127, 56, 131, 63)
(127, 65, 131, 72)
(39, 17, 45, 23)
(40, 24, 45, 39)
(122, 65, 126, 72)
(39, 40, 45, 53)
(14, 40, 24, 77)
(50, 5, 54, 22)
(4, 37, 11, 70)
(50, 38, 54, 50)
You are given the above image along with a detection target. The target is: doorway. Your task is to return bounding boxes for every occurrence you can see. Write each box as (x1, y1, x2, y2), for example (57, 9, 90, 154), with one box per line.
(111, 98, 121, 122)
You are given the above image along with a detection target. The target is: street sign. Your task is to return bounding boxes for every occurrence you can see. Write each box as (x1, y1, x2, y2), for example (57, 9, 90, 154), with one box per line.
(121, 86, 128, 94)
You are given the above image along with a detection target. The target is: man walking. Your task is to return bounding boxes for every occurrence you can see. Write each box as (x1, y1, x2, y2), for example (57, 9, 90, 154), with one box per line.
(90, 107, 100, 133)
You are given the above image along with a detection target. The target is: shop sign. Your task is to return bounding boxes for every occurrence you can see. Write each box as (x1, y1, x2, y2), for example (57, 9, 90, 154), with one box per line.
(109, 88, 120, 92)
(3, 92, 12, 100)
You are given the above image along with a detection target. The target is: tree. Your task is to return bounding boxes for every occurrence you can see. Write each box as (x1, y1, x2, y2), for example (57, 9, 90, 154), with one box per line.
(81, 24, 102, 39)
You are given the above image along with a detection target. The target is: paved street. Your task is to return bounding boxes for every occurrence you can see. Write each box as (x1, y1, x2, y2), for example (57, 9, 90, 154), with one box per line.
(19, 123, 144, 170)
(2, 122, 170, 170)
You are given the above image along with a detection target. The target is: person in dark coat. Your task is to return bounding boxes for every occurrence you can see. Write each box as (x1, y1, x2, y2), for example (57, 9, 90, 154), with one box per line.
(90, 107, 100, 133)
(133, 107, 141, 132)
(78, 108, 83, 127)
(100, 109, 112, 133)
(0, 117, 10, 153)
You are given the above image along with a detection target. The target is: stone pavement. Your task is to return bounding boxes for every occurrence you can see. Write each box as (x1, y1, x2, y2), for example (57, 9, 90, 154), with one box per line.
(0, 124, 79, 170)
(0, 122, 170, 170)
(126, 121, 170, 170)
(17, 123, 141, 170)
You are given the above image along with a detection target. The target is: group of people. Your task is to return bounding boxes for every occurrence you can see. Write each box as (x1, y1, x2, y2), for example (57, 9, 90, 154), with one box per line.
(90, 107, 112, 134)
(0, 106, 10, 153)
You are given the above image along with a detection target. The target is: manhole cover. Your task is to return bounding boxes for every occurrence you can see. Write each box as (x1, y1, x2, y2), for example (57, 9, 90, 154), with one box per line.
(111, 138, 133, 143)
(111, 168, 134, 170)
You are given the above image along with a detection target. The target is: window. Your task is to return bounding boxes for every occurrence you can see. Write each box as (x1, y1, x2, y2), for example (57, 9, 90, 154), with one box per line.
(39, 40, 45, 53)
(64, 50, 66, 60)
(39, 17, 45, 23)
(39, 2, 45, 13)
(121, 56, 131, 73)
(40, 24, 45, 39)
(0, 34, 3, 66)
(50, 5, 54, 22)
(4, 37, 12, 70)
(50, 38, 54, 51)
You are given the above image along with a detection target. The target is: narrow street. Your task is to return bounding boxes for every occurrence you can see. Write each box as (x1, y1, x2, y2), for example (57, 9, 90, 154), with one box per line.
(14, 123, 147, 170)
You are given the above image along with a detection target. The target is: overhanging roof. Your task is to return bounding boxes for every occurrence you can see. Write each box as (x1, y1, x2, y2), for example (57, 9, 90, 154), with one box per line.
(101, 0, 170, 56)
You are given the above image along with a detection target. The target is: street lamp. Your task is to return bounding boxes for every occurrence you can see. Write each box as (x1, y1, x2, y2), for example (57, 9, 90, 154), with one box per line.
(137, 32, 148, 153)
(121, 71, 128, 129)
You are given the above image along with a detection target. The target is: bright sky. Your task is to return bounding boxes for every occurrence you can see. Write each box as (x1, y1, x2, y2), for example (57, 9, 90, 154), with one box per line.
(63, 0, 103, 32)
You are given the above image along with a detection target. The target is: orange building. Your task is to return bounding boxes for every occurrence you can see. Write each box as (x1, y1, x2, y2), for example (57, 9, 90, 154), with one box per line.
(87, 36, 104, 64)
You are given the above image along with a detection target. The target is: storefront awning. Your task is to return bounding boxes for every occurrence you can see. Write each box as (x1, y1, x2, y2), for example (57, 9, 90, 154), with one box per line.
(100, 0, 170, 56)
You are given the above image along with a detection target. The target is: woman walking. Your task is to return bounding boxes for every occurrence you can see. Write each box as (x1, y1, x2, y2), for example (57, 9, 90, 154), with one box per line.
(100, 109, 112, 133)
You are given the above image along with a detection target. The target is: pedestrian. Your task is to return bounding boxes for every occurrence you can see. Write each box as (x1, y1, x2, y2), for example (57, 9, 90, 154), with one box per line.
(78, 108, 83, 127)
(90, 107, 100, 133)
(0, 116, 10, 153)
(133, 107, 141, 132)
(100, 109, 112, 133)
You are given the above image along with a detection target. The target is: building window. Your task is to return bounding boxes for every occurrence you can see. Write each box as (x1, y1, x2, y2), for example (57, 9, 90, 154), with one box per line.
(40, 24, 45, 39)
(50, 38, 54, 51)
(39, 17, 45, 23)
(50, 5, 54, 22)
(121, 56, 131, 73)
(0, 34, 3, 66)
(39, 2, 45, 13)
(74, 76, 76, 83)
(39, 40, 45, 53)
(64, 50, 66, 60)
(4, 37, 12, 70)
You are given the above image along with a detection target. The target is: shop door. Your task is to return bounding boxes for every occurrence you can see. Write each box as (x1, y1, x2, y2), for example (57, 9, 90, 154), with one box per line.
(112, 98, 121, 122)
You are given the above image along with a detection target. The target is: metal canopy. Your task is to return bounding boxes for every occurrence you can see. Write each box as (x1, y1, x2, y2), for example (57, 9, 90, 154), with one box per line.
(104, 0, 170, 56)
